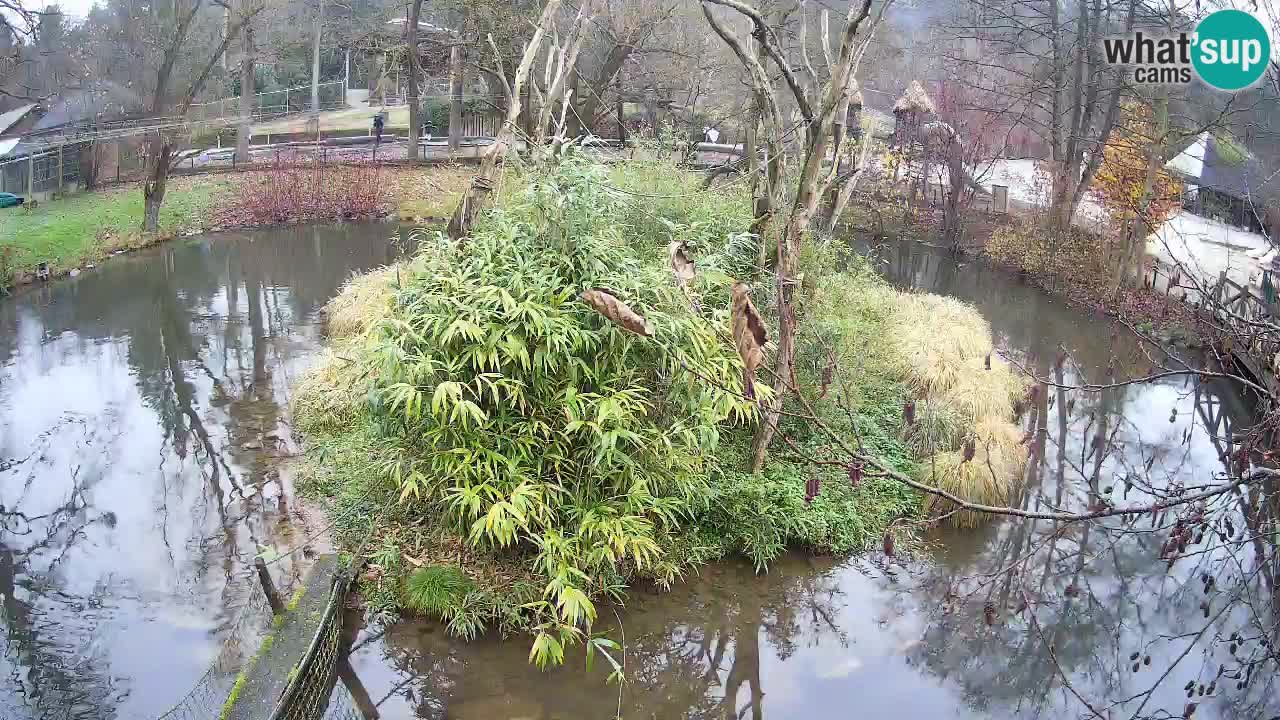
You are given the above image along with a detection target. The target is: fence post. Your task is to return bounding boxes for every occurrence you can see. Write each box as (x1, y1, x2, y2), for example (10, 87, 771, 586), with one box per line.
(26, 154, 34, 198)
(58, 145, 64, 194)
(255, 557, 285, 614)
(449, 43, 464, 153)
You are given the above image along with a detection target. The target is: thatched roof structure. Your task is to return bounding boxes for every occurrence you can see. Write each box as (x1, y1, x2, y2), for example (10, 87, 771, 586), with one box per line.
(849, 78, 864, 108)
(893, 80, 935, 116)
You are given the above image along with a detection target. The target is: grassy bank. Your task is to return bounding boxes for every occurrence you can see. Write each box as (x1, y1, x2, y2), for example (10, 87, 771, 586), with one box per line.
(0, 165, 472, 292)
(291, 154, 1027, 663)
(0, 176, 227, 286)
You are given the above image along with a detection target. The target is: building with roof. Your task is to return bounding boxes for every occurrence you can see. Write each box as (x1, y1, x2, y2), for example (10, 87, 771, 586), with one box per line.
(0, 103, 42, 138)
(1165, 131, 1271, 234)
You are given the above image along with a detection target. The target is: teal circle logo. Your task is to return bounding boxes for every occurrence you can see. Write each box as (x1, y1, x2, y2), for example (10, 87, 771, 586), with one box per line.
(1193, 9, 1271, 91)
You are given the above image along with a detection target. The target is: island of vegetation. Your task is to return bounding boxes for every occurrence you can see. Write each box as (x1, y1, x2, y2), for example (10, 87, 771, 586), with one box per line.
(292, 152, 1028, 667)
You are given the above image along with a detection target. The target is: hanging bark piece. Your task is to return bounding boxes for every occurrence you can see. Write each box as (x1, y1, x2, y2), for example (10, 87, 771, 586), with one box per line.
(580, 288, 653, 336)
(669, 241, 696, 290)
(731, 282, 768, 399)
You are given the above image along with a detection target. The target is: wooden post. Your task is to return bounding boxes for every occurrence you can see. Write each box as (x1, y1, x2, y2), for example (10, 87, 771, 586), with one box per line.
(57, 145, 64, 194)
(255, 557, 285, 613)
(616, 98, 624, 142)
(448, 43, 464, 153)
(522, 76, 534, 143)
(27, 154, 34, 198)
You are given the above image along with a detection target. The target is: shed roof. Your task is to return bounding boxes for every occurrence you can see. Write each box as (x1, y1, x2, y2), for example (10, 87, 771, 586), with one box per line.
(1166, 131, 1269, 201)
(0, 103, 37, 136)
(893, 81, 935, 115)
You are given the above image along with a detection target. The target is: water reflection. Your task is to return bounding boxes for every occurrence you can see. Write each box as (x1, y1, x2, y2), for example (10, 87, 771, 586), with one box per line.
(0, 223, 408, 720)
(342, 239, 1275, 720)
(347, 556, 978, 720)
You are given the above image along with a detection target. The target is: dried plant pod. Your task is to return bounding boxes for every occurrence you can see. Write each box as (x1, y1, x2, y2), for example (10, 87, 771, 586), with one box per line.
(669, 240, 696, 290)
(580, 287, 653, 337)
(847, 462, 863, 488)
(818, 349, 836, 399)
(731, 282, 768, 399)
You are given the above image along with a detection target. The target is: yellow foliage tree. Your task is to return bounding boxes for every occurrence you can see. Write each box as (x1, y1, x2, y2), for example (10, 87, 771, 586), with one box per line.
(1094, 102, 1183, 233)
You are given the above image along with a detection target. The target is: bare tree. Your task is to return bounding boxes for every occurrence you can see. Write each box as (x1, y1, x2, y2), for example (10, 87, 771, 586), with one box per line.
(699, 0, 878, 472)
(141, 0, 264, 232)
(954, 0, 1134, 228)
(446, 0, 564, 241)
(530, 0, 598, 145)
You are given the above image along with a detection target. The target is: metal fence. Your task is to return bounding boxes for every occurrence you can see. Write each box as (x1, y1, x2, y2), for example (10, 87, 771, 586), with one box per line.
(189, 80, 348, 124)
(0, 143, 90, 197)
(154, 582, 275, 720)
(269, 570, 353, 720)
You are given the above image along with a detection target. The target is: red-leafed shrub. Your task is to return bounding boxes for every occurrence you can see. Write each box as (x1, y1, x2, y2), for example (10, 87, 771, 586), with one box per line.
(224, 154, 389, 225)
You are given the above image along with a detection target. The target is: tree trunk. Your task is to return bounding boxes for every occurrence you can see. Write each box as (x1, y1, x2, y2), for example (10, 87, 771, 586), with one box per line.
(577, 44, 631, 132)
(406, 0, 422, 160)
(1111, 94, 1168, 296)
(142, 135, 172, 233)
(311, 0, 323, 117)
(448, 43, 463, 152)
(236, 21, 255, 164)
(535, 3, 594, 144)
(447, 0, 563, 241)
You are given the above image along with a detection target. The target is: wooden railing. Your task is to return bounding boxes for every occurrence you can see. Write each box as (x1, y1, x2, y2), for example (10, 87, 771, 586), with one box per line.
(1144, 258, 1278, 391)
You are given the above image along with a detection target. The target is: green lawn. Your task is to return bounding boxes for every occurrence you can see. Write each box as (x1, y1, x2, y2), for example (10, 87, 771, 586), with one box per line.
(0, 178, 225, 284)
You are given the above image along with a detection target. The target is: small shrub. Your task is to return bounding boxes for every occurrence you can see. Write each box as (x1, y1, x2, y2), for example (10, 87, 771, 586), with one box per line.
(223, 157, 388, 225)
(404, 565, 475, 615)
(919, 416, 1027, 528)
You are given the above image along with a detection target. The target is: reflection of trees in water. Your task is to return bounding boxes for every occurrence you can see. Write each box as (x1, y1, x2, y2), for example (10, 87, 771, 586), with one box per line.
(373, 559, 848, 720)
(0, 223, 409, 718)
(857, 237, 1278, 719)
(1, 456, 123, 720)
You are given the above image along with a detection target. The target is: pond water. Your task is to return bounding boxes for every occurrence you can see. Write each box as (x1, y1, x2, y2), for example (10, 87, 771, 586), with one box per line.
(1, 228, 1275, 720)
(0, 223, 410, 720)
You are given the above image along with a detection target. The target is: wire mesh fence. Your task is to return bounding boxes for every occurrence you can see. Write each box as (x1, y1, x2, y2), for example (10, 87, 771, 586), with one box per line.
(0, 143, 92, 196)
(188, 81, 348, 124)
(269, 572, 351, 720)
(153, 581, 275, 720)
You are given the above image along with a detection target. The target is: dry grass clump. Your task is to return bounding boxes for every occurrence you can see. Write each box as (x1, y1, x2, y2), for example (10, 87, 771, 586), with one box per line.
(937, 355, 1026, 422)
(324, 263, 407, 340)
(878, 288, 1030, 527)
(292, 349, 364, 434)
(920, 417, 1028, 528)
(889, 292, 993, 396)
(902, 400, 964, 456)
(294, 260, 413, 432)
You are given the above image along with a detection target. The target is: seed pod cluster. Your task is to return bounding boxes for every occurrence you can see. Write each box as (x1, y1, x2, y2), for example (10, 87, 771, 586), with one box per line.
(804, 474, 821, 505)
(847, 462, 863, 489)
